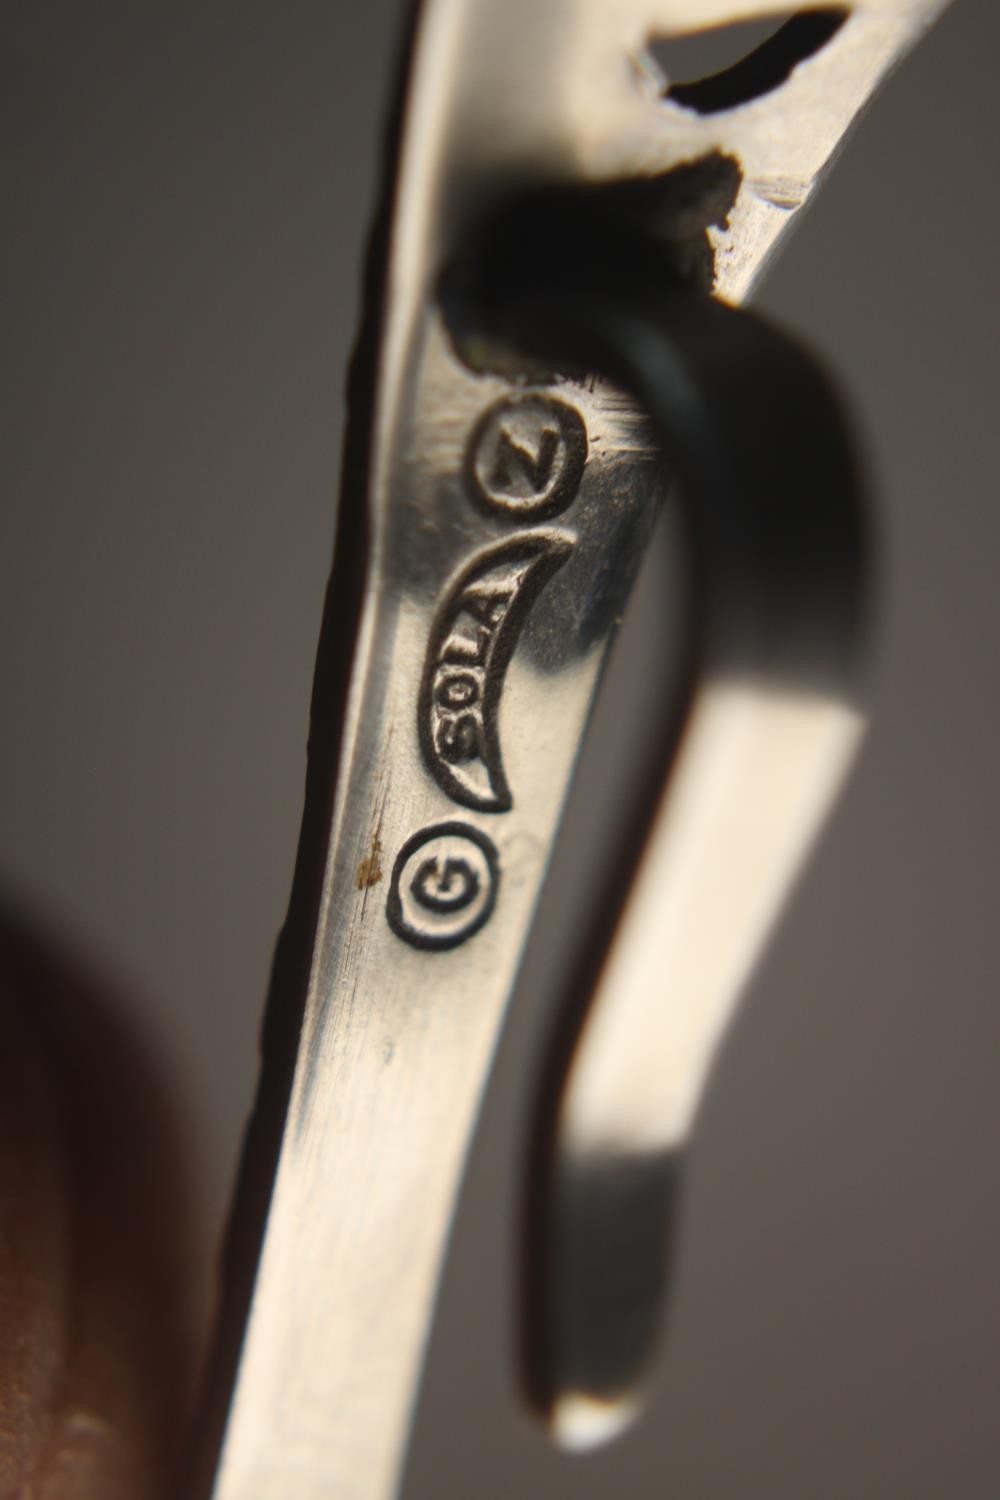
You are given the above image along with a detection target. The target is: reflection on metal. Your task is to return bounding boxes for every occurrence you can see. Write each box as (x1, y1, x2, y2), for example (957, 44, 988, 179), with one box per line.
(546, 680, 865, 1449)
(564, 687, 862, 1159)
(194, 3, 954, 1499)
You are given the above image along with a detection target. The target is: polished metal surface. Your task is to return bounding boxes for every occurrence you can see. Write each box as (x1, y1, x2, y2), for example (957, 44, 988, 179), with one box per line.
(199, 3, 952, 1498)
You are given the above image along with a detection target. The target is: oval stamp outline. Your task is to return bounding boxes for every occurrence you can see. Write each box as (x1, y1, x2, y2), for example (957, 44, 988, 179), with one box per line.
(464, 393, 588, 522)
(386, 821, 500, 951)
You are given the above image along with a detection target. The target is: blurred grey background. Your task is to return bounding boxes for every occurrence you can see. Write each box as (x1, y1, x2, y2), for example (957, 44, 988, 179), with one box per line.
(2, 2, 997, 1495)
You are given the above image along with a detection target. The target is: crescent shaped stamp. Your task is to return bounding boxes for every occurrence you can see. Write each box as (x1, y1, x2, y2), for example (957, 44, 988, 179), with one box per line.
(418, 532, 574, 812)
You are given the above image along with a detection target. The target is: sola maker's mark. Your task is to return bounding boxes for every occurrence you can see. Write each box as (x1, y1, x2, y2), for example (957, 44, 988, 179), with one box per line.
(418, 533, 572, 812)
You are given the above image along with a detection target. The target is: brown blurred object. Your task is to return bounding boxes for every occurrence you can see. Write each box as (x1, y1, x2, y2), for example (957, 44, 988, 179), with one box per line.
(0, 909, 201, 1499)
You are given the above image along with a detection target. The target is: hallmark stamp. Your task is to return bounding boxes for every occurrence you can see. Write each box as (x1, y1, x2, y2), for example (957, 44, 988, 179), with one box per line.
(419, 532, 573, 813)
(386, 822, 500, 950)
(465, 394, 587, 521)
